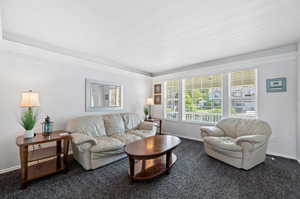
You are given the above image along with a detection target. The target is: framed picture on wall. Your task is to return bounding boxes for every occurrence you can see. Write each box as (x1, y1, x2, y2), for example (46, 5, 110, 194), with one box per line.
(154, 95, 161, 105)
(154, 84, 162, 94)
(266, 77, 287, 93)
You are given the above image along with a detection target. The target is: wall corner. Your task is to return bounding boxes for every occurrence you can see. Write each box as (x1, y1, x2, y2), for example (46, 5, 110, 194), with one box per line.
(0, 8, 3, 40)
(297, 42, 300, 162)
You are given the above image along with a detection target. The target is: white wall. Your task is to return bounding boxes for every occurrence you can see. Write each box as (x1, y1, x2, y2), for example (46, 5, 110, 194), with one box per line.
(154, 51, 298, 159)
(297, 42, 300, 162)
(0, 49, 152, 171)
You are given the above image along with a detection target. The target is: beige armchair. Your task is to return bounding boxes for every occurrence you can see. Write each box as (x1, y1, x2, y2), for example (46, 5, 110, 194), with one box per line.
(200, 118, 272, 170)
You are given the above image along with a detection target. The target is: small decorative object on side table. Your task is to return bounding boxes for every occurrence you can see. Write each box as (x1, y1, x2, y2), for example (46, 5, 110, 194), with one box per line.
(145, 118, 162, 135)
(42, 115, 54, 135)
(16, 130, 71, 189)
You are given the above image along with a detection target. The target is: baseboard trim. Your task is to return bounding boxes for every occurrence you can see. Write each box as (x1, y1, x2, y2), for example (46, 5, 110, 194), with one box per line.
(0, 165, 20, 174)
(163, 132, 298, 161)
(267, 152, 296, 160)
(162, 132, 203, 142)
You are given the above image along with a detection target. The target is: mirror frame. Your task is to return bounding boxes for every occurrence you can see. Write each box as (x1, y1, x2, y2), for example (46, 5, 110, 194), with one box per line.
(85, 78, 124, 112)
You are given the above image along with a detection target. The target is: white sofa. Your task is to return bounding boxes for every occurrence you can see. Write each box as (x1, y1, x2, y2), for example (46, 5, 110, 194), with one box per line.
(200, 118, 272, 170)
(66, 113, 157, 170)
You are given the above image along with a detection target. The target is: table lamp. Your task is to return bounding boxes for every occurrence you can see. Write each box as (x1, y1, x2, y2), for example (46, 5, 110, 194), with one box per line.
(146, 97, 154, 119)
(20, 90, 40, 138)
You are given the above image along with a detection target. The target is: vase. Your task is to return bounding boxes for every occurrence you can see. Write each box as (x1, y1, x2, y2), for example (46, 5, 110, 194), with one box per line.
(24, 129, 34, 139)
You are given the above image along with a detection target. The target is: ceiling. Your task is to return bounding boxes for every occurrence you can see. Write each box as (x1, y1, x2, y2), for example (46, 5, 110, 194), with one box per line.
(1, 0, 300, 76)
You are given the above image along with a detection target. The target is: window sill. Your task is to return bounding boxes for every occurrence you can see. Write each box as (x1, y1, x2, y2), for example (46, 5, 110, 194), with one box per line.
(163, 119, 216, 126)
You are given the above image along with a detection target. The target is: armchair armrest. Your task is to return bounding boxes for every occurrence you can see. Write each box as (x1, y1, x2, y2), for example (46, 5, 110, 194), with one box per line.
(138, 121, 155, 131)
(71, 133, 97, 146)
(200, 126, 225, 138)
(235, 135, 267, 145)
(235, 135, 267, 152)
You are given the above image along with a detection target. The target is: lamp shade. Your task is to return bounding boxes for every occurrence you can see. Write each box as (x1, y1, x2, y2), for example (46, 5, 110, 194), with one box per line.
(20, 90, 40, 107)
(146, 97, 154, 105)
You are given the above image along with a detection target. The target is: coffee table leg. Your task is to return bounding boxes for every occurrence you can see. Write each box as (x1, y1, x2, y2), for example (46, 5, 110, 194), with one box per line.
(129, 156, 135, 184)
(166, 151, 171, 175)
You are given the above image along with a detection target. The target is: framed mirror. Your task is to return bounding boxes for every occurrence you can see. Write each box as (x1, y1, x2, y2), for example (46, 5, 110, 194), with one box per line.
(85, 79, 123, 112)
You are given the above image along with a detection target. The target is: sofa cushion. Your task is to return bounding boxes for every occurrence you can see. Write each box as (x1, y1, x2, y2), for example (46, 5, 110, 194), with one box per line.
(204, 137, 242, 152)
(90, 137, 124, 153)
(103, 114, 126, 136)
(112, 133, 142, 144)
(121, 113, 142, 130)
(66, 115, 106, 137)
(127, 129, 156, 138)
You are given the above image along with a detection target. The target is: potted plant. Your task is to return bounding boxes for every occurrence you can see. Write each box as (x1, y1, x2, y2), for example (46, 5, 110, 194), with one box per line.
(19, 109, 38, 138)
(144, 107, 149, 119)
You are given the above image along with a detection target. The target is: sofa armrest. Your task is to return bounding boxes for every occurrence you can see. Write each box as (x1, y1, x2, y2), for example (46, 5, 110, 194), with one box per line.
(200, 126, 225, 138)
(138, 121, 155, 131)
(71, 133, 97, 146)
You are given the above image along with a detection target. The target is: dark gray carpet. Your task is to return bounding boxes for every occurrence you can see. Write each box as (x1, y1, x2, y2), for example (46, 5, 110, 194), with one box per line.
(1, 139, 300, 199)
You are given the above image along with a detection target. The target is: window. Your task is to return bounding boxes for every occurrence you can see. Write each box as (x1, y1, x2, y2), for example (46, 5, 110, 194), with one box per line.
(163, 68, 258, 123)
(183, 74, 223, 123)
(165, 80, 179, 120)
(229, 69, 257, 118)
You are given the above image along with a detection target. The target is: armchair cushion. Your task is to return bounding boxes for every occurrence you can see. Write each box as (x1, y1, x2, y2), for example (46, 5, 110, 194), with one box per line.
(204, 137, 242, 152)
(90, 137, 124, 153)
(200, 126, 225, 138)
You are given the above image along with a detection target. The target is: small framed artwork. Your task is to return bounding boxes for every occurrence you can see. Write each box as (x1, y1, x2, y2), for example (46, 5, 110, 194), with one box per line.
(154, 95, 161, 105)
(154, 84, 162, 94)
(266, 77, 287, 93)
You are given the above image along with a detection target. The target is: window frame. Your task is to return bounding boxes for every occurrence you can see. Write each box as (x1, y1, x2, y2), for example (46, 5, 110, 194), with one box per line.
(181, 74, 224, 124)
(164, 80, 180, 121)
(228, 68, 258, 119)
(163, 68, 259, 124)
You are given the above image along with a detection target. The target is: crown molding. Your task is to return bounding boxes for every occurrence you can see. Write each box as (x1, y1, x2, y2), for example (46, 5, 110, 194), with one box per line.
(153, 50, 297, 81)
(153, 43, 297, 77)
(2, 31, 153, 77)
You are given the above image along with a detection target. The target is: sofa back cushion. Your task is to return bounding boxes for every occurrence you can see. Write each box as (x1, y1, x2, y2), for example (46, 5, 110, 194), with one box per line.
(236, 119, 272, 137)
(121, 113, 142, 130)
(103, 114, 126, 136)
(66, 115, 106, 137)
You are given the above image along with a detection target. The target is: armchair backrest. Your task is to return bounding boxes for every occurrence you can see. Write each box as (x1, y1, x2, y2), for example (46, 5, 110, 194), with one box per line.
(217, 118, 272, 138)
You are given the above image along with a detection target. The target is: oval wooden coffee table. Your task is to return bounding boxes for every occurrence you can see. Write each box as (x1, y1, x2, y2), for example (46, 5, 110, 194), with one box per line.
(124, 135, 181, 184)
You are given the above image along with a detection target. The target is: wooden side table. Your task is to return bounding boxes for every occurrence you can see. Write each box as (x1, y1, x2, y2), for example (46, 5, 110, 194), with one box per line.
(16, 130, 71, 189)
(145, 118, 162, 135)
